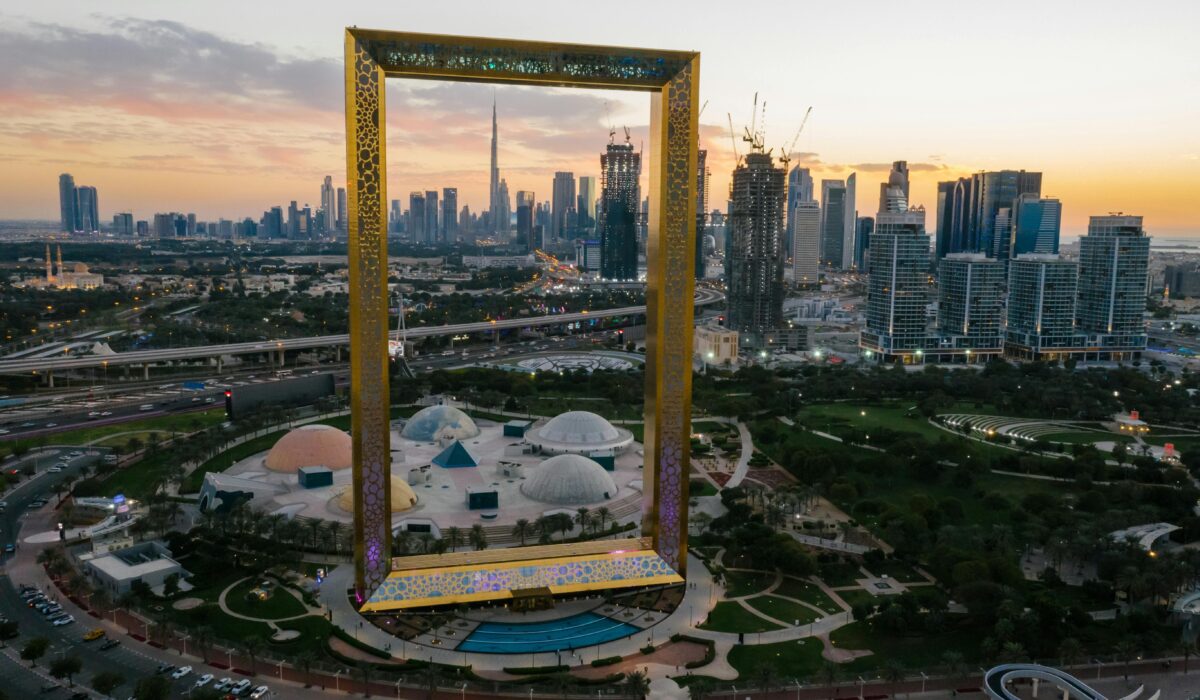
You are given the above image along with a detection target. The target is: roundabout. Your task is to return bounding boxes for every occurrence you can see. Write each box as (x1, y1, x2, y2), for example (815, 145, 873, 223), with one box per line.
(513, 353, 638, 373)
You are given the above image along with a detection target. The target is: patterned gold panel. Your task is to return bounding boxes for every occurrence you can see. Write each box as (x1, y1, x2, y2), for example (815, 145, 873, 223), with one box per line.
(344, 27, 698, 604)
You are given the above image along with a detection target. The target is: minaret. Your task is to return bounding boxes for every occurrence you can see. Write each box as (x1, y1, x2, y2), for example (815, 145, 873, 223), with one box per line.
(489, 94, 499, 229)
(45, 243, 52, 282)
(57, 246, 64, 279)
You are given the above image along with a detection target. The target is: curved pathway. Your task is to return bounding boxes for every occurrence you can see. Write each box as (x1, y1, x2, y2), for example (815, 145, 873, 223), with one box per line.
(216, 576, 322, 638)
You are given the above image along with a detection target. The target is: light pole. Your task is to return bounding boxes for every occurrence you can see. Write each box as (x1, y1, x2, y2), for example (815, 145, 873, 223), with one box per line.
(460, 682, 467, 700)
(335, 669, 343, 692)
(226, 649, 232, 668)
(920, 671, 927, 693)
(858, 675, 865, 699)
(277, 660, 285, 679)
(794, 679, 801, 700)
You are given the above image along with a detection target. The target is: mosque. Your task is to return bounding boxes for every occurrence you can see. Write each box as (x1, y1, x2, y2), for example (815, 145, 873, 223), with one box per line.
(197, 404, 644, 539)
(25, 244, 105, 290)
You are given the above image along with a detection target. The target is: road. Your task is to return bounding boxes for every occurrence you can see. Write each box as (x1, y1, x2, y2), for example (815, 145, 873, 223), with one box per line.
(0, 287, 724, 375)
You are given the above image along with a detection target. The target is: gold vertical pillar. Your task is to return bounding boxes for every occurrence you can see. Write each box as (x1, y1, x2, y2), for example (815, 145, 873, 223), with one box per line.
(641, 56, 699, 577)
(345, 30, 393, 600)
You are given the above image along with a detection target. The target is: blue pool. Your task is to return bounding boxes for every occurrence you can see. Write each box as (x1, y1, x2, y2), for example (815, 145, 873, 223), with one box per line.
(457, 612, 639, 653)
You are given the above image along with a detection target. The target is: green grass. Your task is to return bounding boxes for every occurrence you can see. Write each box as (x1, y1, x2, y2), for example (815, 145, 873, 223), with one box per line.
(744, 595, 822, 625)
(723, 570, 776, 598)
(773, 577, 842, 614)
(798, 403, 948, 442)
(726, 638, 825, 680)
(688, 479, 718, 497)
(16, 409, 225, 450)
(223, 578, 309, 620)
(830, 619, 984, 672)
(179, 430, 288, 494)
(817, 561, 863, 588)
(94, 450, 179, 500)
(1040, 431, 1133, 445)
(834, 589, 878, 608)
(90, 430, 171, 450)
(698, 601, 783, 634)
(864, 560, 926, 584)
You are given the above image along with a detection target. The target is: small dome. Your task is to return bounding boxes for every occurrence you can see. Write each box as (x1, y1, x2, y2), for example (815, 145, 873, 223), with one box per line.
(264, 424, 352, 473)
(334, 480, 417, 513)
(537, 411, 620, 444)
(521, 454, 618, 505)
(401, 405, 480, 442)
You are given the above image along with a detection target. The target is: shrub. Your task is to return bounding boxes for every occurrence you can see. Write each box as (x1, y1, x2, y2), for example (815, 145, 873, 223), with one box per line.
(591, 656, 622, 667)
(502, 664, 568, 675)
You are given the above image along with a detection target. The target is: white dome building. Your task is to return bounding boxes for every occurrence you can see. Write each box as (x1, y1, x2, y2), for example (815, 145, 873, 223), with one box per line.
(524, 411, 634, 456)
(400, 405, 480, 442)
(263, 424, 352, 473)
(521, 454, 618, 505)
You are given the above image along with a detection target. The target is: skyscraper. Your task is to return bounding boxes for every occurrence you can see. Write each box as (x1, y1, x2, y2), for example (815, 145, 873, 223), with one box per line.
(442, 188, 458, 241)
(878, 161, 909, 213)
(1011, 194, 1062, 256)
(551, 172, 576, 241)
(934, 180, 955, 260)
(494, 179, 511, 234)
(854, 216, 874, 272)
(408, 192, 425, 243)
(598, 140, 641, 280)
(577, 176, 597, 228)
(935, 253, 1005, 361)
(695, 149, 710, 280)
(75, 186, 99, 232)
(321, 176, 336, 233)
(791, 200, 820, 286)
(785, 166, 814, 256)
(489, 97, 501, 230)
(112, 212, 134, 236)
(1076, 214, 1150, 359)
(937, 170, 1042, 259)
(727, 152, 787, 340)
(336, 187, 347, 232)
(1004, 254, 1081, 360)
(516, 191, 536, 251)
(859, 209, 929, 362)
(819, 174, 856, 269)
(424, 190, 439, 242)
(58, 174, 77, 232)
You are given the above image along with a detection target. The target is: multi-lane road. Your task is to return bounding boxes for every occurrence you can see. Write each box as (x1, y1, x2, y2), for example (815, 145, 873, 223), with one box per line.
(0, 287, 724, 375)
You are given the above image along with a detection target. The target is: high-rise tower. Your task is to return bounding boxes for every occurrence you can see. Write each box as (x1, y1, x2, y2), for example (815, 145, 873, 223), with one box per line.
(859, 209, 930, 362)
(551, 172, 576, 241)
(727, 152, 787, 340)
(489, 96, 500, 229)
(58, 174, 78, 232)
(321, 176, 336, 233)
(599, 140, 641, 280)
(1076, 214, 1150, 359)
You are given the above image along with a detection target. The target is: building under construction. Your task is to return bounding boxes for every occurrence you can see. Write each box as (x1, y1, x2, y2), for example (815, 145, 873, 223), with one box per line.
(726, 151, 787, 342)
(598, 138, 641, 281)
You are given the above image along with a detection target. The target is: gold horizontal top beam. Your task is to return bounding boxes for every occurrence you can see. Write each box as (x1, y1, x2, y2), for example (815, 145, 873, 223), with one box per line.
(347, 28, 697, 91)
(390, 537, 649, 572)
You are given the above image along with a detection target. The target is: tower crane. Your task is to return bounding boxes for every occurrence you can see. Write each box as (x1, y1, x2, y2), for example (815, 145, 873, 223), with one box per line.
(726, 112, 740, 163)
(780, 106, 813, 169)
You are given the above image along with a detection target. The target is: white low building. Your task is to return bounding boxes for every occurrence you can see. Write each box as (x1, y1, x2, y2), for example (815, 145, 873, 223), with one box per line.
(80, 541, 190, 596)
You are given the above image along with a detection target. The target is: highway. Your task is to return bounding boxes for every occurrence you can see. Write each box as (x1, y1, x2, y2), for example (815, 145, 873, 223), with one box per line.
(0, 287, 724, 375)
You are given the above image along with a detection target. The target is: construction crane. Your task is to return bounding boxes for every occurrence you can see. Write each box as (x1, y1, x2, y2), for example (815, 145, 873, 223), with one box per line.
(698, 99, 709, 119)
(604, 100, 616, 144)
(623, 125, 632, 143)
(726, 112, 740, 163)
(780, 106, 813, 169)
(741, 93, 767, 153)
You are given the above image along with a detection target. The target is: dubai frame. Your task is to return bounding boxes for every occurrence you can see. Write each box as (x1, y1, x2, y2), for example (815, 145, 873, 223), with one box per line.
(344, 28, 700, 608)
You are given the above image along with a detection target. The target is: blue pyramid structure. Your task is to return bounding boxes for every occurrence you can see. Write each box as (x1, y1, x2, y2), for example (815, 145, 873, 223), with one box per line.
(432, 440, 478, 469)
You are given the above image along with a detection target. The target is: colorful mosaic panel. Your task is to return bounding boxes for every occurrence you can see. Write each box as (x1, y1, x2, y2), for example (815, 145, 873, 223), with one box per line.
(361, 551, 682, 612)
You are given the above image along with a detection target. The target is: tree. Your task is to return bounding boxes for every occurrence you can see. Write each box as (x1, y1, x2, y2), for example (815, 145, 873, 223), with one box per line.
(469, 523, 489, 551)
(624, 671, 650, 699)
(1114, 640, 1140, 681)
(1058, 638, 1084, 667)
(511, 519, 532, 546)
(687, 677, 713, 700)
(133, 675, 171, 700)
(355, 662, 374, 698)
(240, 636, 266, 674)
(49, 655, 83, 686)
(91, 672, 125, 700)
(941, 651, 965, 678)
(445, 526, 464, 552)
(21, 636, 49, 666)
(295, 650, 320, 688)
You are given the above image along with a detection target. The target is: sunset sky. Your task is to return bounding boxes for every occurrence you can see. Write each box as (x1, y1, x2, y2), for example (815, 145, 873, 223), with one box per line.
(1, 1, 1197, 238)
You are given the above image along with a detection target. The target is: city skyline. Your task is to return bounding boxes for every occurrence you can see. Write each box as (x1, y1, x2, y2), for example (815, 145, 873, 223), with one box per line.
(0, 1, 1196, 238)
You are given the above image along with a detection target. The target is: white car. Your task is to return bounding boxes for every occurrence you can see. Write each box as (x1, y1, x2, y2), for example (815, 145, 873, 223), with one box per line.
(170, 665, 192, 680)
(52, 615, 74, 626)
(230, 679, 252, 695)
(48, 466, 63, 473)
(213, 678, 233, 691)
(249, 686, 271, 699)
(194, 673, 214, 687)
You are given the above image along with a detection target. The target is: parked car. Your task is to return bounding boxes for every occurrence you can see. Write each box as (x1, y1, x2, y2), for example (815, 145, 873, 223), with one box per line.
(83, 628, 105, 641)
(194, 673, 214, 687)
(99, 638, 121, 651)
(52, 615, 75, 626)
(229, 679, 252, 696)
(213, 677, 234, 691)
(171, 665, 192, 680)
(249, 686, 271, 699)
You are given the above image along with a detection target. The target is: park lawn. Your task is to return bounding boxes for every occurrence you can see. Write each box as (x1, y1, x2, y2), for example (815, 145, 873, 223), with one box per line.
(834, 589, 878, 609)
(179, 430, 288, 494)
(175, 601, 276, 643)
(832, 618, 984, 673)
(1042, 431, 1134, 445)
(91, 430, 171, 450)
(727, 637, 825, 680)
(224, 579, 309, 620)
(723, 570, 777, 598)
(16, 408, 226, 450)
(773, 577, 842, 614)
(864, 560, 926, 584)
(817, 561, 863, 588)
(699, 601, 783, 634)
(274, 616, 334, 655)
(797, 403, 948, 443)
(94, 450, 180, 500)
(688, 479, 718, 497)
(744, 595, 822, 626)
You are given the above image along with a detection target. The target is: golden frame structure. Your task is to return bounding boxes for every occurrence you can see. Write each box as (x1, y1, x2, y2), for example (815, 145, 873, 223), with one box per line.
(344, 28, 700, 601)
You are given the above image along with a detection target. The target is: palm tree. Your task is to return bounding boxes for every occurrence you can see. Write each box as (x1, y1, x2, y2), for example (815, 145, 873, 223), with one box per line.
(1114, 640, 1140, 681)
(445, 527, 464, 552)
(393, 529, 412, 556)
(355, 662, 374, 698)
(469, 524, 488, 551)
(295, 650, 319, 688)
(193, 626, 214, 664)
(596, 506, 611, 532)
(624, 670, 650, 699)
(328, 520, 344, 553)
(417, 533, 434, 554)
(1058, 638, 1084, 668)
(687, 677, 713, 700)
(240, 636, 266, 675)
(881, 660, 905, 697)
(575, 507, 591, 534)
(512, 519, 532, 546)
(756, 664, 776, 693)
(307, 518, 323, 549)
(941, 650, 964, 679)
